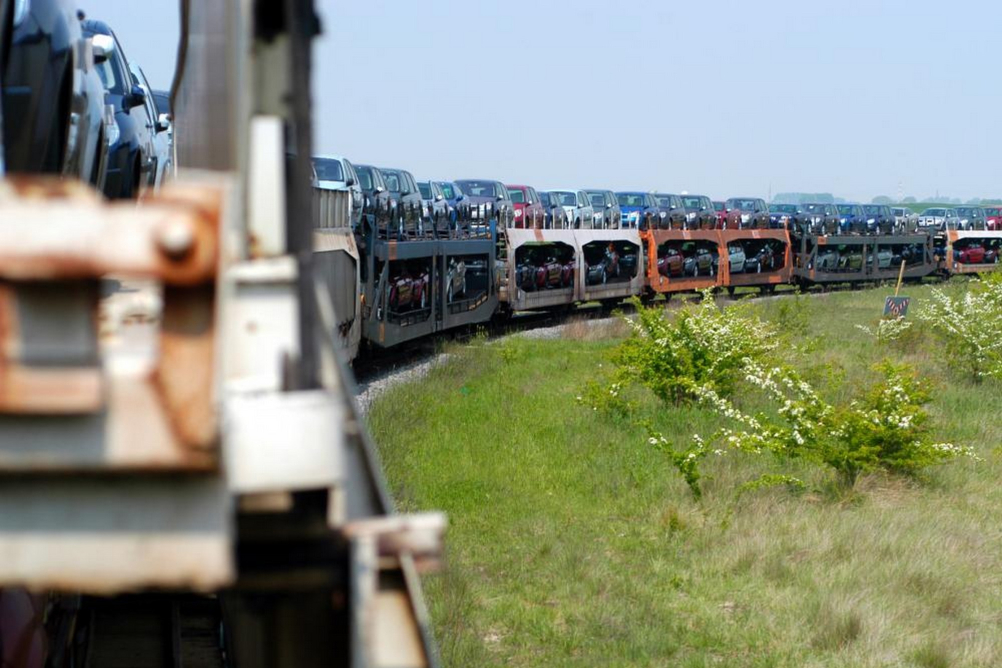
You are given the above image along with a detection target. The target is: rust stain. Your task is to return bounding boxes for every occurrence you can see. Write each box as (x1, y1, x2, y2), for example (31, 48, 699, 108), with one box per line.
(152, 286, 218, 452)
(0, 366, 103, 414)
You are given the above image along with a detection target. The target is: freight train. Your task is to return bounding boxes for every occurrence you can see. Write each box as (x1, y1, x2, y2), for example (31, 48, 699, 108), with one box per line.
(313, 188, 1002, 360)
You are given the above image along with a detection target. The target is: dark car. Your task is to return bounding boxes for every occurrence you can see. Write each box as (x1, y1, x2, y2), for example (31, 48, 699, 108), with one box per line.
(586, 245, 620, 285)
(434, 180, 465, 225)
(130, 62, 171, 189)
(801, 202, 840, 235)
(3, 1, 108, 184)
(954, 207, 987, 231)
(585, 189, 623, 229)
(685, 244, 714, 276)
(506, 184, 546, 229)
(681, 194, 716, 230)
(354, 163, 392, 230)
(862, 204, 895, 235)
(378, 167, 424, 238)
(744, 244, 777, 273)
(652, 193, 688, 229)
(538, 191, 569, 229)
(725, 197, 770, 229)
(454, 179, 514, 228)
(836, 204, 867, 234)
(83, 20, 156, 199)
(768, 203, 801, 230)
(418, 181, 450, 237)
(617, 192, 661, 230)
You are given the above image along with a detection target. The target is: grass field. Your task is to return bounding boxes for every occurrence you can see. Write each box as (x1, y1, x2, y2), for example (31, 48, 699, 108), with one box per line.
(366, 281, 1002, 667)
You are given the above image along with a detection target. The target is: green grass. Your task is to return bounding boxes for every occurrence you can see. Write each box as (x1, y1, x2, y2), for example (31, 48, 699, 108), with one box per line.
(366, 282, 1002, 667)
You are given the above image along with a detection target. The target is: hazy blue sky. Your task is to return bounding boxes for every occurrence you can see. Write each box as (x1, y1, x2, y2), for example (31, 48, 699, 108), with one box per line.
(83, 0, 999, 202)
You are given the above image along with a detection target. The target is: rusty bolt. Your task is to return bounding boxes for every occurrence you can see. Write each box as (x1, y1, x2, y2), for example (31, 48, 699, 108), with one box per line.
(158, 218, 195, 260)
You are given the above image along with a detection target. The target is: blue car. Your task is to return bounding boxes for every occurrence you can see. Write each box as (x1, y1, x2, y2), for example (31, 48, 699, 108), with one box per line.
(836, 204, 867, 235)
(616, 192, 661, 230)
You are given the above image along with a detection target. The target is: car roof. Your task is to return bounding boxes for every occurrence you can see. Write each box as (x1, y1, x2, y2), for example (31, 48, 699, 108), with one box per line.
(312, 154, 348, 162)
(81, 19, 115, 36)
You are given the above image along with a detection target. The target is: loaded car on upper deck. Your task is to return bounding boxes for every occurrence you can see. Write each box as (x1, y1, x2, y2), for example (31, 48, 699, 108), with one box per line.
(547, 189, 594, 229)
(681, 194, 716, 229)
(585, 189, 622, 229)
(379, 167, 424, 238)
(454, 179, 515, 228)
(862, 204, 895, 235)
(724, 197, 770, 229)
(616, 192, 660, 230)
(800, 202, 840, 235)
(954, 206, 987, 230)
(418, 180, 450, 236)
(652, 193, 688, 229)
(353, 163, 392, 230)
(313, 155, 363, 227)
(506, 184, 546, 229)
(538, 191, 569, 228)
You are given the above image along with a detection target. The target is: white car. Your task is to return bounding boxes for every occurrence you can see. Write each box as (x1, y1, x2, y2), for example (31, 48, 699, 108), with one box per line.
(549, 189, 595, 229)
(890, 207, 917, 234)
(312, 154, 363, 227)
(917, 207, 959, 232)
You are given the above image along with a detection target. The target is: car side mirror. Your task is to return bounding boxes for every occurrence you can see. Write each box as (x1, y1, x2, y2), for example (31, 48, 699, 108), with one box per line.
(91, 34, 114, 64)
(375, 185, 385, 194)
(125, 84, 146, 110)
(435, 194, 444, 202)
(155, 113, 171, 133)
(496, 195, 505, 202)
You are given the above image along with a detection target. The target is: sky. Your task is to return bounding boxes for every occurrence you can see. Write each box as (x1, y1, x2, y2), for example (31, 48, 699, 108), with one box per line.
(81, 0, 1001, 203)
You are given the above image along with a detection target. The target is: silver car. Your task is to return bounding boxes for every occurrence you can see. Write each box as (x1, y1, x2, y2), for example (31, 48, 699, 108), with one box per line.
(312, 155, 364, 227)
(890, 207, 918, 234)
(917, 207, 960, 232)
(585, 189, 622, 229)
(549, 189, 596, 229)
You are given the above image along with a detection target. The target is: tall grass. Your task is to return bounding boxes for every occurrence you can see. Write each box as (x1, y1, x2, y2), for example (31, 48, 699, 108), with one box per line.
(367, 282, 1002, 667)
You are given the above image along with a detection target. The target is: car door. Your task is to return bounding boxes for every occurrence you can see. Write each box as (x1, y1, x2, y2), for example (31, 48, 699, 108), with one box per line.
(578, 191, 593, 228)
(134, 66, 168, 187)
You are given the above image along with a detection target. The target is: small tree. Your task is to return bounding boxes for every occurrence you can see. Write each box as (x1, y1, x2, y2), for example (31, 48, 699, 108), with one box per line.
(916, 276, 1002, 381)
(613, 293, 776, 406)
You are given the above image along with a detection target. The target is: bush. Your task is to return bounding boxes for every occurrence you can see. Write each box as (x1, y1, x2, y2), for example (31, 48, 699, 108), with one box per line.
(916, 276, 1002, 381)
(613, 293, 776, 406)
(694, 360, 978, 489)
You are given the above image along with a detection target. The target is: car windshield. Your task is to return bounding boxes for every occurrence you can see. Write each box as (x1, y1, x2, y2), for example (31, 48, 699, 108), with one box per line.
(803, 203, 826, 213)
(95, 51, 126, 95)
(589, 193, 606, 207)
(771, 204, 797, 213)
(955, 208, 978, 216)
(381, 171, 402, 192)
(355, 168, 374, 190)
(654, 196, 673, 207)
(713, 201, 725, 211)
(456, 181, 498, 198)
(509, 189, 526, 203)
(617, 193, 646, 207)
(892, 208, 905, 215)
(437, 182, 457, 199)
(418, 182, 432, 199)
(985, 207, 1001, 215)
(553, 191, 577, 206)
(538, 192, 551, 206)
(863, 205, 882, 215)
(922, 208, 947, 216)
(837, 205, 858, 215)
(729, 199, 758, 210)
(312, 159, 344, 182)
(683, 197, 705, 210)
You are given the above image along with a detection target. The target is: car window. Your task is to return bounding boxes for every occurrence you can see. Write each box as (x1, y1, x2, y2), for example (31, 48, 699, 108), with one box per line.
(418, 182, 432, 199)
(509, 188, 526, 203)
(527, 187, 538, 204)
(344, 160, 358, 185)
(312, 158, 344, 181)
(456, 181, 498, 198)
(355, 167, 373, 190)
(381, 170, 401, 192)
(405, 173, 418, 195)
(438, 182, 456, 199)
(589, 192, 606, 207)
(553, 191, 576, 206)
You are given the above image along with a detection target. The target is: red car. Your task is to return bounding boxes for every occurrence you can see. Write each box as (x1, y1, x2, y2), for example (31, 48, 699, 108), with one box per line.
(658, 248, 685, 277)
(388, 270, 430, 310)
(506, 185, 546, 229)
(954, 244, 986, 264)
(984, 207, 1002, 231)
(534, 257, 573, 288)
(712, 201, 727, 228)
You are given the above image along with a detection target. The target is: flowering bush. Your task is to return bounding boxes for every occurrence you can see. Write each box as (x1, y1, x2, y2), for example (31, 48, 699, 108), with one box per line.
(916, 277, 1002, 381)
(694, 360, 978, 489)
(855, 316, 913, 344)
(646, 431, 724, 499)
(614, 293, 776, 405)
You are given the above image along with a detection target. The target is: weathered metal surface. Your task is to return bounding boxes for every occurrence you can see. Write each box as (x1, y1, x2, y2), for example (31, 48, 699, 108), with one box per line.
(0, 478, 232, 594)
(0, 178, 222, 286)
(719, 229, 793, 287)
(225, 390, 346, 494)
(314, 228, 361, 360)
(313, 187, 352, 230)
(641, 229, 723, 294)
(573, 229, 644, 302)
